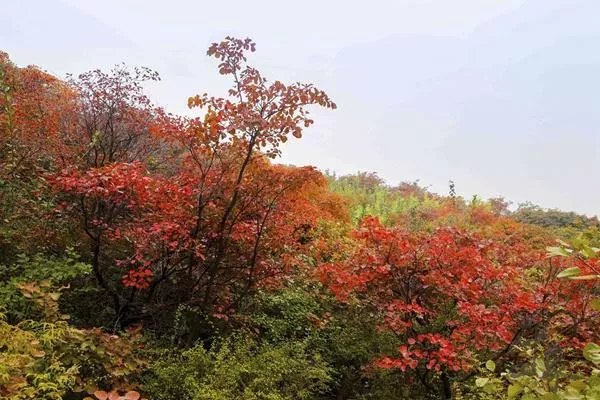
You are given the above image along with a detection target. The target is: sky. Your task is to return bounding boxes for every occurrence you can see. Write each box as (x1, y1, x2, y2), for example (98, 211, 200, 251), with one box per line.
(3, 0, 600, 216)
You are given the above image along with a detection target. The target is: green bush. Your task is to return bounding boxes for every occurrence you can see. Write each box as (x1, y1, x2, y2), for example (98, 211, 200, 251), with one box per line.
(143, 334, 332, 400)
(0, 249, 90, 323)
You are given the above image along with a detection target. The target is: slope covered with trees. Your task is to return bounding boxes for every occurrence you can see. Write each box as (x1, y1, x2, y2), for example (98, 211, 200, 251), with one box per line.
(0, 38, 598, 400)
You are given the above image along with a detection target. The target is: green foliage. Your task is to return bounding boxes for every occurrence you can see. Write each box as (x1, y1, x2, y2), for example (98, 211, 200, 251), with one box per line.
(170, 304, 227, 347)
(0, 278, 146, 399)
(0, 249, 90, 323)
(0, 309, 80, 399)
(584, 344, 600, 365)
(469, 358, 600, 400)
(0, 249, 90, 285)
(143, 334, 333, 400)
(515, 202, 600, 246)
(245, 287, 324, 342)
(240, 286, 404, 399)
(514, 203, 600, 230)
(327, 172, 441, 227)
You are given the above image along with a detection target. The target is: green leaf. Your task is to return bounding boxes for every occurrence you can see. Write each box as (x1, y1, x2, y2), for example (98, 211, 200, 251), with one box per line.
(535, 358, 546, 377)
(590, 298, 600, 311)
(485, 360, 496, 372)
(567, 380, 588, 391)
(547, 246, 572, 257)
(569, 274, 600, 280)
(583, 343, 600, 364)
(475, 377, 489, 387)
(507, 383, 523, 399)
(557, 267, 581, 278)
(579, 246, 598, 259)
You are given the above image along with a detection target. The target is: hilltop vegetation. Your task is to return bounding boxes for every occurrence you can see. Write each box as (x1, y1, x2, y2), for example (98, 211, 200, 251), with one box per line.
(0, 38, 598, 400)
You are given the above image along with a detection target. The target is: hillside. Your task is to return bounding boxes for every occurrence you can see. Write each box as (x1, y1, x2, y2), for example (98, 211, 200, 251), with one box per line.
(0, 39, 599, 400)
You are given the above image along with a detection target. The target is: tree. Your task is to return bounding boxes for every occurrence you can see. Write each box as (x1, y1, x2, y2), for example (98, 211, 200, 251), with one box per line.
(66, 64, 166, 169)
(51, 37, 337, 330)
(0, 52, 78, 261)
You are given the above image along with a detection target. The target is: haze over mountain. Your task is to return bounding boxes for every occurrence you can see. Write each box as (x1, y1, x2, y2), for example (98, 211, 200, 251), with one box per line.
(3, 0, 598, 215)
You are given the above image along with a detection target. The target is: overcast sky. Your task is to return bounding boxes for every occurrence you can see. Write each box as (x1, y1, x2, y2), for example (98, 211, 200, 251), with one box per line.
(3, 0, 599, 216)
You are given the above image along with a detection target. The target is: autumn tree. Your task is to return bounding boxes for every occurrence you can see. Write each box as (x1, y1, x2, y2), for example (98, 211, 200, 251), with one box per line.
(0, 52, 80, 261)
(0, 52, 78, 177)
(52, 37, 338, 330)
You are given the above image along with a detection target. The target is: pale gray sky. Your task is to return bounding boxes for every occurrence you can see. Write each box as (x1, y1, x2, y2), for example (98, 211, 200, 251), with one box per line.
(3, 0, 599, 216)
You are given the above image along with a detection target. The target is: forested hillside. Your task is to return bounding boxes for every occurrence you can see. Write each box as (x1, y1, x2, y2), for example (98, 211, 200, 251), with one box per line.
(1, 38, 598, 400)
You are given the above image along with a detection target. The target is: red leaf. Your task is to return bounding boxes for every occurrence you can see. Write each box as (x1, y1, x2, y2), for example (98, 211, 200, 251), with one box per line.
(93, 391, 108, 400)
(125, 391, 141, 400)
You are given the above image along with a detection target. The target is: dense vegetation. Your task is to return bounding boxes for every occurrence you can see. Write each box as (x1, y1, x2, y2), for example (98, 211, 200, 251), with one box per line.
(0, 37, 598, 400)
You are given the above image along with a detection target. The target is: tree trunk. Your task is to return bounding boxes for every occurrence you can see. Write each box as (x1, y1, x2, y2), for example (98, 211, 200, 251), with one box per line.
(440, 371, 453, 399)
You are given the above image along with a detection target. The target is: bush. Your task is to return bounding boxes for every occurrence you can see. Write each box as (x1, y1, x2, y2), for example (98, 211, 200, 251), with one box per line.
(143, 334, 333, 400)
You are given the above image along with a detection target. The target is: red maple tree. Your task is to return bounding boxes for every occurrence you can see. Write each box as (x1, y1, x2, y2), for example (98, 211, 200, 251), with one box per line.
(51, 37, 338, 328)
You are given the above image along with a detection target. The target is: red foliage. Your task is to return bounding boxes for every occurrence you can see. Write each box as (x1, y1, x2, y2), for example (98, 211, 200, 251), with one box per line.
(47, 37, 339, 325)
(319, 216, 599, 374)
(0, 52, 78, 177)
